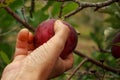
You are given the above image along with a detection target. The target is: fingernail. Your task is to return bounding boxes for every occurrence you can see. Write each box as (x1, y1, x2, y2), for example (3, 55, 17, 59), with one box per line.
(56, 20, 64, 26)
(21, 28, 29, 32)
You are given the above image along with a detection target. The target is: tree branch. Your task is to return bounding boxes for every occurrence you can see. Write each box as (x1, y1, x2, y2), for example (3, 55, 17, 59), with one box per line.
(58, 2, 64, 18)
(29, 0, 35, 18)
(62, 0, 119, 19)
(74, 50, 120, 74)
(67, 58, 88, 80)
(0, 27, 19, 36)
(4, 7, 35, 32)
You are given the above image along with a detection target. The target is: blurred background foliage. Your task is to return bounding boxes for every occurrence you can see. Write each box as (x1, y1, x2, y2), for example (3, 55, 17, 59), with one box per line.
(0, 0, 120, 80)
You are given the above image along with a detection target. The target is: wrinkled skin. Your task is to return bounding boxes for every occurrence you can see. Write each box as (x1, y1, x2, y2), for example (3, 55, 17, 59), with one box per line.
(1, 20, 73, 80)
(34, 19, 78, 59)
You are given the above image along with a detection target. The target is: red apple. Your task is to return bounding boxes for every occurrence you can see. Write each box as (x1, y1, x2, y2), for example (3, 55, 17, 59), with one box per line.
(111, 32, 120, 58)
(34, 19, 78, 59)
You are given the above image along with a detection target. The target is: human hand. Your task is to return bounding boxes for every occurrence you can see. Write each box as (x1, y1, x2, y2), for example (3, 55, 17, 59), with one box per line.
(1, 20, 73, 80)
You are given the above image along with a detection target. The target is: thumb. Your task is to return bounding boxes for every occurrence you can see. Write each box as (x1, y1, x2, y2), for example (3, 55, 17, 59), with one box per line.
(27, 20, 70, 64)
(14, 28, 29, 57)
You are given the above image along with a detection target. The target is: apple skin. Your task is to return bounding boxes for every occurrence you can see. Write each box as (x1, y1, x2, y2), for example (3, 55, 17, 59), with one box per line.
(34, 19, 78, 59)
(111, 32, 120, 58)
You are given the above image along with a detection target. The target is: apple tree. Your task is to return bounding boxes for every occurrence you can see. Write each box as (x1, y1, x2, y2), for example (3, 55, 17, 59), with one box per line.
(0, 0, 120, 80)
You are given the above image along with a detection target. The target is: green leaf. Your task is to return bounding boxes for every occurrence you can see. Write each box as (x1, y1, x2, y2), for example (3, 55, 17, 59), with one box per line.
(90, 32, 101, 47)
(0, 0, 15, 8)
(104, 4, 120, 29)
(41, 0, 54, 11)
(0, 51, 10, 64)
(51, 2, 61, 17)
(15, 8, 25, 20)
(0, 42, 13, 59)
(0, 9, 15, 28)
(29, 10, 49, 27)
(105, 15, 120, 29)
(62, 2, 78, 15)
(9, 0, 25, 10)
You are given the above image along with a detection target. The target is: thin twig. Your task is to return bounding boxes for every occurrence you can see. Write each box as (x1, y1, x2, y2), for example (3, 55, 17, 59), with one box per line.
(74, 50, 120, 74)
(65, 7, 83, 19)
(58, 2, 64, 18)
(62, 0, 119, 19)
(90, 70, 101, 80)
(101, 61, 105, 80)
(21, 7, 27, 23)
(67, 58, 88, 80)
(4, 7, 35, 32)
(29, 0, 35, 18)
(0, 27, 19, 36)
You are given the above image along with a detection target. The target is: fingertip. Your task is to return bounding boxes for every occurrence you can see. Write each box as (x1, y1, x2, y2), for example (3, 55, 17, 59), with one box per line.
(28, 32, 34, 43)
(20, 28, 29, 33)
(54, 20, 70, 34)
(53, 20, 70, 46)
(18, 28, 29, 41)
(28, 32, 35, 50)
(63, 53, 74, 71)
(16, 28, 29, 49)
(65, 53, 74, 64)
(15, 28, 29, 57)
